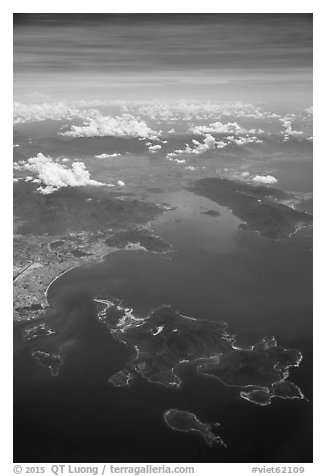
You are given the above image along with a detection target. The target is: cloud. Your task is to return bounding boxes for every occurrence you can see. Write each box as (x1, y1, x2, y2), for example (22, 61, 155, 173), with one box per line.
(13, 160, 27, 169)
(60, 113, 160, 139)
(252, 175, 278, 184)
(215, 141, 228, 148)
(190, 121, 247, 135)
(166, 127, 263, 162)
(121, 100, 276, 122)
(230, 136, 263, 145)
(167, 128, 263, 162)
(280, 115, 304, 141)
(94, 153, 121, 159)
(148, 144, 162, 152)
(191, 134, 217, 154)
(305, 106, 313, 115)
(14, 100, 298, 143)
(15, 153, 105, 194)
(166, 134, 218, 162)
(190, 121, 264, 147)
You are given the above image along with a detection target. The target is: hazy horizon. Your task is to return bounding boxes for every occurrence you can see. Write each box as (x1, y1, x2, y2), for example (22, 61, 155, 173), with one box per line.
(14, 13, 312, 109)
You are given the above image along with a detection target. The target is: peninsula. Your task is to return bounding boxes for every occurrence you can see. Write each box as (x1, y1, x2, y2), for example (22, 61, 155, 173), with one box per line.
(187, 178, 312, 239)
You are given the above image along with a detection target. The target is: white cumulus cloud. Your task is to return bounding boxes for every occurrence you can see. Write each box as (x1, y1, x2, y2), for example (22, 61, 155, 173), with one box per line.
(252, 175, 278, 184)
(232, 136, 263, 145)
(191, 134, 217, 154)
(15, 153, 105, 194)
(166, 134, 219, 161)
(148, 144, 162, 152)
(190, 121, 246, 135)
(94, 153, 121, 159)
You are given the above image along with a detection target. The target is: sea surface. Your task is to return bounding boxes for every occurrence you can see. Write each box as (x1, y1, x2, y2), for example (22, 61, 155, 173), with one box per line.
(13, 181, 312, 463)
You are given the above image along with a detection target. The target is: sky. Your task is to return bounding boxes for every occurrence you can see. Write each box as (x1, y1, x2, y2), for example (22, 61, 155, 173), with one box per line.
(13, 13, 312, 108)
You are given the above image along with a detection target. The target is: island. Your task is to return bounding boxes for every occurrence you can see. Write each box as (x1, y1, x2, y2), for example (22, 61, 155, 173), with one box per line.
(21, 322, 56, 342)
(32, 350, 63, 377)
(95, 300, 305, 405)
(187, 177, 312, 239)
(163, 409, 227, 448)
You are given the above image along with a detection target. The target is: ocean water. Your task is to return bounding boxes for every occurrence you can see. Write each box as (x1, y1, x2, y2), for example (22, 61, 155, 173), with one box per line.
(13, 187, 312, 463)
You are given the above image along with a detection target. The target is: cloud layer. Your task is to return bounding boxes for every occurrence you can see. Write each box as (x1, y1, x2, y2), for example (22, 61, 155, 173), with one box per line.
(13, 101, 97, 124)
(14, 100, 313, 147)
(121, 100, 280, 122)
